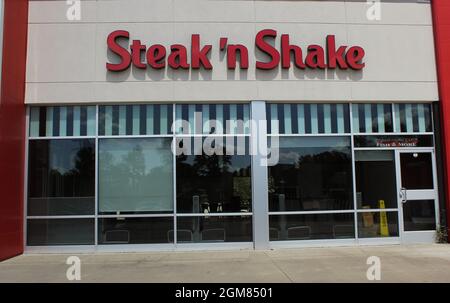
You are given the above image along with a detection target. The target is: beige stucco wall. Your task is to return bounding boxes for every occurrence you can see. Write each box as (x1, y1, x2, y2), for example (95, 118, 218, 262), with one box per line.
(25, 0, 438, 104)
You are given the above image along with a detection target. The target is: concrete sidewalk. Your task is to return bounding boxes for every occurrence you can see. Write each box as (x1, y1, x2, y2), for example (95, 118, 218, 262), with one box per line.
(1, 244, 450, 282)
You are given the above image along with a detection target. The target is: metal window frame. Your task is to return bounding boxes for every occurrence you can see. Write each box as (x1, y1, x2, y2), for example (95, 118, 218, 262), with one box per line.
(24, 103, 255, 253)
(265, 101, 438, 247)
(23, 102, 440, 253)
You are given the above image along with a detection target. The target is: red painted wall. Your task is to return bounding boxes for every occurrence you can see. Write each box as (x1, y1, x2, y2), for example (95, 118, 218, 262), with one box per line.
(0, 0, 28, 261)
(432, 0, 450, 239)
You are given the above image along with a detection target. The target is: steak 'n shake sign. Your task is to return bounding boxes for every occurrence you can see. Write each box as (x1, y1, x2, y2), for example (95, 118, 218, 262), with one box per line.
(106, 29, 365, 72)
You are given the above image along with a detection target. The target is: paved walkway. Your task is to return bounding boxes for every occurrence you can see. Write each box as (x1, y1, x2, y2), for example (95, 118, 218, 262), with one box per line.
(1, 244, 450, 282)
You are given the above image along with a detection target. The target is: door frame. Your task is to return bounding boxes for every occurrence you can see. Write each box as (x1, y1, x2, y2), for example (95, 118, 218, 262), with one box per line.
(395, 149, 440, 244)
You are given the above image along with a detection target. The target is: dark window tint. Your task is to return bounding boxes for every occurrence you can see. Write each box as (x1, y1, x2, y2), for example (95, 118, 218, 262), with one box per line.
(28, 139, 95, 216)
(268, 137, 353, 211)
(98, 217, 174, 244)
(176, 216, 252, 243)
(354, 135, 434, 148)
(27, 219, 94, 246)
(355, 151, 397, 209)
(400, 153, 433, 189)
(176, 141, 251, 213)
(403, 200, 436, 231)
(269, 213, 355, 241)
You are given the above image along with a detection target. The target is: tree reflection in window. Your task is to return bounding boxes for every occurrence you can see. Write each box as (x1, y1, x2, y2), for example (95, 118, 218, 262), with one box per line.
(28, 139, 95, 216)
(269, 137, 353, 212)
(98, 138, 174, 214)
(177, 153, 252, 214)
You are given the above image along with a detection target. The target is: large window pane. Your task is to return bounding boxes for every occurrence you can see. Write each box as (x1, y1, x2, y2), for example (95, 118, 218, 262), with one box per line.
(176, 140, 251, 213)
(403, 200, 436, 231)
(27, 219, 94, 246)
(28, 139, 95, 216)
(269, 137, 353, 211)
(99, 138, 174, 214)
(400, 152, 434, 190)
(355, 150, 397, 209)
(269, 213, 355, 241)
(98, 217, 173, 244)
(176, 216, 252, 243)
(357, 212, 399, 238)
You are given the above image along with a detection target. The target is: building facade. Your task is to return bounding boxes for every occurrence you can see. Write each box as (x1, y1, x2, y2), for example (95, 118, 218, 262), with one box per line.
(1, 0, 450, 259)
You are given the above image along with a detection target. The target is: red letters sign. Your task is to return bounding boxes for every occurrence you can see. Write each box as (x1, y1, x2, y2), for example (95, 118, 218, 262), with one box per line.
(106, 29, 365, 72)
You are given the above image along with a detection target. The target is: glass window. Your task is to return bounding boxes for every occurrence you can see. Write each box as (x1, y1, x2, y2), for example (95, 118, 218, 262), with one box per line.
(403, 200, 436, 231)
(27, 102, 438, 248)
(28, 139, 95, 216)
(176, 216, 252, 243)
(400, 152, 434, 190)
(352, 104, 393, 133)
(269, 137, 353, 211)
(394, 104, 432, 133)
(98, 217, 173, 244)
(357, 212, 399, 238)
(354, 135, 434, 148)
(27, 219, 94, 246)
(355, 150, 397, 209)
(98, 104, 173, 136)
(267, 103, 350, 135)
(175, 104, 250, 135)
(98, 138, 174, 214)
(176, 139, 252, 213)
(29, 106, 96, 138)
(269, 213, 355, 241)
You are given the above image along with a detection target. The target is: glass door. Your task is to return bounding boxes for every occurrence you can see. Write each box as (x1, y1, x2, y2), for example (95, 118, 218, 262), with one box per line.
(396, 150, 439, 243)
(355, 150, 400, 243)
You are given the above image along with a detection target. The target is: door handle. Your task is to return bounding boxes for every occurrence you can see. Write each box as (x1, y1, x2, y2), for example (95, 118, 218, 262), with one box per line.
(399, 187, 407, 203)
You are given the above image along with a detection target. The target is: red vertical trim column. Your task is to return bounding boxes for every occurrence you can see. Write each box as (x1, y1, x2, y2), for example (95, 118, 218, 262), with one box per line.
(0, 0, 28, 261)
(432, 0, 450, 240)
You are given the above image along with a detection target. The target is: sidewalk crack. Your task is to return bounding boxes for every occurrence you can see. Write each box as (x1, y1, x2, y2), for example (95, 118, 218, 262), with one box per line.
(266, 252, 294, 283)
